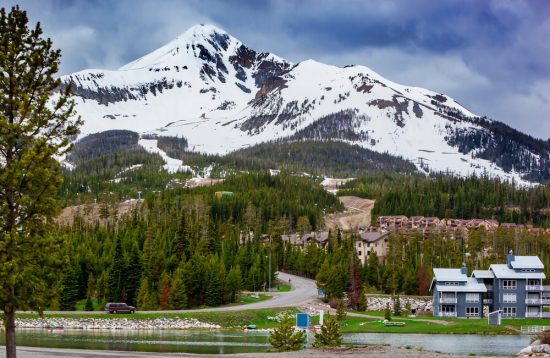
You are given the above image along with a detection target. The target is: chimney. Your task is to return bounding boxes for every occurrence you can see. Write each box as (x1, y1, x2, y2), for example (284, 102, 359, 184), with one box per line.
(460, 262, 467, 275)
(507, 250, 515, 267)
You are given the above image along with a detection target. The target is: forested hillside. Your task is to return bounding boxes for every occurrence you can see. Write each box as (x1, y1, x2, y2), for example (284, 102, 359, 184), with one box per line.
(339, 174, 550, 226)
(61, 131, 191, 205)
(155, 138, 417, 177)
(54, 173, 342, 310)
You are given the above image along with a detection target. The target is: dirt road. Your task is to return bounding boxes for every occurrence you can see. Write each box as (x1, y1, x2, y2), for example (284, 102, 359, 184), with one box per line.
(324, 196, 375, 230)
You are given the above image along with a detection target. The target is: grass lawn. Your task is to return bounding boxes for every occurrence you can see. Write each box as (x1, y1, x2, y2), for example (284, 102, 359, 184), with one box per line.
(274, 284, 291, 292)
(342, 310, 550, 334)
(238, 294, 271, 304)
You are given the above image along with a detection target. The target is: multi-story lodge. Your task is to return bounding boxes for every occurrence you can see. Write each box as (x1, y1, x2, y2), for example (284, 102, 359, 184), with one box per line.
(431, 252, 550, 318)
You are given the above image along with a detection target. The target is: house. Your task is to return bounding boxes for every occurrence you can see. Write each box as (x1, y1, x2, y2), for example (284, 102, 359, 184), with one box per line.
(355, 231, 390, 264)
(431, 252, 549, 318)
(314, 231, 329, 246)
(430, 266, 486, 318)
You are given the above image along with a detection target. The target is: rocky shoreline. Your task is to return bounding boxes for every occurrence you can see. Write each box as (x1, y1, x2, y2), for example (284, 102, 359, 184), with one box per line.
(14, 317, 221, 330)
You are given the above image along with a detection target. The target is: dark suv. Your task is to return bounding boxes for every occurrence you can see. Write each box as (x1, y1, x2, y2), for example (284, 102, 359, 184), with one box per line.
(104, 302, 136, 314)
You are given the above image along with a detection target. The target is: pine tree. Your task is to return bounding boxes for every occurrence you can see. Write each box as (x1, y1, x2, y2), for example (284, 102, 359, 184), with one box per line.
(313, 313, 342, 347)
(336, 299, 347, 321)
(169, 268, 188, 309)
(225, 265, 242, 303)
(108, 237, 125, 302)
(204, 269, 222, 307)
(268, 314, 306, 352)
(0, 6, 81, 357)
(393, 296, 401, 316)
(59, 269, 80, 311)
(384, 302, 392, 321)
(357, 287, 368, 312)
(84, 295, 94, 311)
(158, 272, 171, 310)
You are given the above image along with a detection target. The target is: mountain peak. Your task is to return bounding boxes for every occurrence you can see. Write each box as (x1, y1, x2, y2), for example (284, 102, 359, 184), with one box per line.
(119, 24, 235, 71)
(183, 23, 228, 38)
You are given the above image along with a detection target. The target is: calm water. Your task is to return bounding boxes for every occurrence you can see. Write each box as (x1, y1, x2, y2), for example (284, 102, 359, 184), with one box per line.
(345, 333, 530, 357)
(1, 329, 271, 355)
(0, 329, 531, 356)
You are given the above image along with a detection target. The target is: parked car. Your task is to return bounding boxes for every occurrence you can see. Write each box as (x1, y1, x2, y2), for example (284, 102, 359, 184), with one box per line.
(104, 302, 136, 314)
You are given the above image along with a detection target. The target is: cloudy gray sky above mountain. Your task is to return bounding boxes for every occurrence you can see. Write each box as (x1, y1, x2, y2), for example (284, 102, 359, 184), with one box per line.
(9, 0, 550, 138)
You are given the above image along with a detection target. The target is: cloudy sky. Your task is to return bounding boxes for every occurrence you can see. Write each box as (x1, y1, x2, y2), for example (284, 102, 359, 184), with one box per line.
(9, 0, 550, 138)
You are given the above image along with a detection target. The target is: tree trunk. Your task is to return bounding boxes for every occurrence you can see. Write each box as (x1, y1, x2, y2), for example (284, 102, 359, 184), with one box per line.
(4, 306, 17, 358)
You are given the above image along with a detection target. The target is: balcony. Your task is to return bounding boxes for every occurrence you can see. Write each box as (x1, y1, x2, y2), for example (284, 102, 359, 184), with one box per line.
(483, 298, 493, 304)
(526, 285, 550, 291)
(525, 312, 550, 318)
(439, 312, 457, 317)
(440, 298, 457, 304)
(525, 299, 550, 305)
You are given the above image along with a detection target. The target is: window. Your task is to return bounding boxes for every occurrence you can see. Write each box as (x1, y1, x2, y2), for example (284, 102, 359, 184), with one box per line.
(445, 282, 459, 286)
(466, 307, 479, 317)
(522, 269, 535, 273)
(503, 293, 517, 303)
(358, 251, 362, 256)
(528, 279, 540, 286)
(441, 306, 455, 313)
(503, 307, 516, 317)
(466, 293, 479, 303)
(503, 280, 517, 289)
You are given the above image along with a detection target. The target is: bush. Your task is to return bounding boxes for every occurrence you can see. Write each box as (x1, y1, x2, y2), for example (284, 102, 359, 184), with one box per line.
(336, 299, 347, 321)
(357, 288, 367, 312)
(313, 313, 342, 347)
(269, 314, 306, 352)
(393, 296, 401, 316)
(384, 302, 392, 321)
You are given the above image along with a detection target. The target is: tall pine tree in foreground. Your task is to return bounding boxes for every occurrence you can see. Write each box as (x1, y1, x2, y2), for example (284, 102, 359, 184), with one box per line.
(0, 6, 80, 357)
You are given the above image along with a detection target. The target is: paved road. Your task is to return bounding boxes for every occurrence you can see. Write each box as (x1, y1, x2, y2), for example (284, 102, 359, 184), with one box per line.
(34, 272, 318, 315)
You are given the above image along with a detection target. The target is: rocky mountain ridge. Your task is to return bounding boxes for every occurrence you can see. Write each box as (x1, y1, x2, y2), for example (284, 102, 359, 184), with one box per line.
(58, 24, 550, 184)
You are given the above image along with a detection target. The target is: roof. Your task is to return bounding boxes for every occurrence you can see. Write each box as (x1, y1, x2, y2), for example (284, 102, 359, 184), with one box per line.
(359, 232, 389, 243)
(510, 256, 544, 269)
(433, 268, 468, 282)
(315, 232, 329, 242)
(472, 270, 494, 279)
(435, 278, 488, 293)
(490, 264, 546, 279)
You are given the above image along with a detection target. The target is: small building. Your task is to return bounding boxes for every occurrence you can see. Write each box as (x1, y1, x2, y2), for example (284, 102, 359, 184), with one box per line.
(214, 191, 234, 198)
(431, 252, 549, 318)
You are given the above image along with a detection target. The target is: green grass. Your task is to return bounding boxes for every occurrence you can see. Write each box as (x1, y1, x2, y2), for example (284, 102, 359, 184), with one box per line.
(238, 294, 271, 304)
(340, 310, 550, 334)
(274, 284, 291, 292)
(74, 299, 103, 311)
(17, 308, 299, 329)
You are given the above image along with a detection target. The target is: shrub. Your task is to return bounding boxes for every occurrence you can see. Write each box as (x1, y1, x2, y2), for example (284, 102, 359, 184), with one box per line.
(336, 299, 347, 321)
(269, 314, 306, 352)
(313, 313, 342, 347)
(384, 302, 392, 321)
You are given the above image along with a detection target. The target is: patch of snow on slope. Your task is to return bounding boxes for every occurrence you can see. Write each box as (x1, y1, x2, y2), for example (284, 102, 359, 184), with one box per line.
(138, 138, 192, 174)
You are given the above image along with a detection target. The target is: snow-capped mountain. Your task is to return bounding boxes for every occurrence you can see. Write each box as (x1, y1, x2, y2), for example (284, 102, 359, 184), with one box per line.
(59, 24, 550, 184)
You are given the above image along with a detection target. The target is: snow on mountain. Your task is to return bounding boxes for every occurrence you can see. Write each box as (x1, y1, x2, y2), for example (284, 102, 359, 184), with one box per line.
(59, 24, 549, 185)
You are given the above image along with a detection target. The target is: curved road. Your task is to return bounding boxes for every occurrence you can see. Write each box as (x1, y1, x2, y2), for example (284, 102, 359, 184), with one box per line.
(35, 272, 318, 315)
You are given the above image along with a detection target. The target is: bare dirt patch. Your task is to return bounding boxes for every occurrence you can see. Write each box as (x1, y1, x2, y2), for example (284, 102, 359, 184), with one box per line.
(56, 199, 143, 227)
(324, 196, 375, 230)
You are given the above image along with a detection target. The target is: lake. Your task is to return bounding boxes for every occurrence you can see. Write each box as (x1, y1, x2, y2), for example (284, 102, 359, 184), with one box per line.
(0, 329, 531, 356)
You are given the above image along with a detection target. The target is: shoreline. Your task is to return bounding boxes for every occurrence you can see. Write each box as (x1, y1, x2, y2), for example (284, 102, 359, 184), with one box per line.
(0, 345, 506, 358)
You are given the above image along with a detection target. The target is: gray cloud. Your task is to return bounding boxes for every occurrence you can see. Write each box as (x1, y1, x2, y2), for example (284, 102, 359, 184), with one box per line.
(5, 0, 550, 138)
